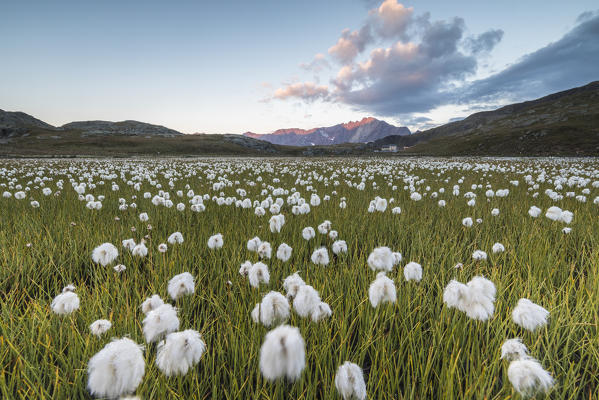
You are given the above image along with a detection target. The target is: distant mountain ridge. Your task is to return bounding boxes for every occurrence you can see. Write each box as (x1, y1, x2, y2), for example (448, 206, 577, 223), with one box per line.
(1, 81, 598, 156)
(243, 117, 410, 146)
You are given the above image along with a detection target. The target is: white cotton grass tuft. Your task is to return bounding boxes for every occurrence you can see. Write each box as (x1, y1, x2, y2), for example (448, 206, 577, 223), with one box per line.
(302, 226, 315, 240)
(512, 298, 549, 331)
(251, 291, 290, 327)
(443, 276, 496, 321)
(141, 294, 164, 315)
(335, 362, 367, 400)
(276, 243, 292, 262)
(507, 358, 554, 397)
(259, 325, 305, 382)
(87, 337, 145, 399)
(310, 301, 332, 322)
(248, 262, 270, 288)
(311, 247, 330, 266)
(89, 319, 112, 337)
(462, 217, 473, 227)
(207, 233, 224, 249)
(257, 241, 272, 259)
(91, 243, 118, 266)
(332, 240, 348, 255)
(368, 272, 396, 307)
(472, 250, 487, 261)
(403, 262, 422, 282)
(158, 243, 168, 253)
(501, 338, 528, 361)
(239, 260, 252, 277)
(122, 238, 136, 251)
(492, 242, 505, 253)
(114, 264, 126, 273)
(367, 246, 394, 272)
(269, 214, 286, 233)
(528, 206, 542, 218)
(143, 303, 180, 343)
(293, 285, 321, 317)
(167, 272, 195, 300)
(247, 236, 262, 252)
(51, 285, 80, 315)
(131, 241, 148, 257)
(317, 220, 332, 234)
(545, 206, 573, 224)
(283, 272, 305, 300)
(156, 329, 206, 377)
(167, 232, 184, 245)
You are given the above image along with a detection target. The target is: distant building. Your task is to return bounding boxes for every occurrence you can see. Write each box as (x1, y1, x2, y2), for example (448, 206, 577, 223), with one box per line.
(380, 145, 398, 152)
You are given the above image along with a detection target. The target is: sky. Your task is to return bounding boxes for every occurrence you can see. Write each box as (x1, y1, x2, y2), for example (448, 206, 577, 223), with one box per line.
(1, 0, 598, 134)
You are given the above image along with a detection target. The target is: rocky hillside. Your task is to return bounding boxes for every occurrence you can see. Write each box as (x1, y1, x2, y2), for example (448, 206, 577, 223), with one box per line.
(244, 117, 410, 146)
(0, 109, 56, 139)
(371, 81, 599, 156)
(61, 120, 182, 137)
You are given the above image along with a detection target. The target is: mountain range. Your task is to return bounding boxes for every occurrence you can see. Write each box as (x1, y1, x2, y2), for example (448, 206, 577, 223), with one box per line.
(1, 81, 598, 156)
(243, 117, 410, 146)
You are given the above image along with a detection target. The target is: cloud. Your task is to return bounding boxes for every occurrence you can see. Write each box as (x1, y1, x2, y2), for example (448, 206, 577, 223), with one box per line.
(273, 82, 329, 102)
(328, 25, 373, 64)
(461, 11, 599, 103)
(465, 29, 504, 54)
(370, 0, 413, 39)
(300, 53, 331, 72)
(273, 3, 599, 121)
(332, 16, 479, 115)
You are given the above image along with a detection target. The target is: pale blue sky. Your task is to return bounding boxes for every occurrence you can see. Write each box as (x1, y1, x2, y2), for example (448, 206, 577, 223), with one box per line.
(1, 0, 597, 133)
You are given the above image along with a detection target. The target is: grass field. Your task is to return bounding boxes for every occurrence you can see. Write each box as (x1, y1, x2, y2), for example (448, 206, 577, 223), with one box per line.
(0, 157, 598, 399)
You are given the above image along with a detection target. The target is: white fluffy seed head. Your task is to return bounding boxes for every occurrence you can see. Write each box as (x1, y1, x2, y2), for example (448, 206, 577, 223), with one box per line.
(51, 290, 80, 315)
(252, 291, 290, 327)
(311, 247, 330, 266)
(156, 329, 206, 376)
(368, 272, 396, 307)
(512, 298, 549, 331)
(91, 243, 118, 266)
(443, 276, 496, 321)
(367, 247, 394, 272)
(87, 337, 145, 399)
(259, 325, 305, 381)
(207, 233, 223, 249)
(143, 304, 180, 343)
(89, 319, 112, 337)
(501, 338, 528, 361)
(257, 242, 272, 259)
(492, 242, 505, 253)
(141, 294, 164, 315)
(239, 260, 252, 277)
(310, 301, 332, 322)
(332, 240, 348, 255)
(293, 285, 321, 317)
(248, 262, 270, 288)
(283, 272, 305, 299)
(507, 358, 554, 396)
(167, 272, 195, 301)
(403, 262, 422, 282)
(276, 243, 292, 262)
(247, 236, 262, 252)
(335, 362, 367, 400)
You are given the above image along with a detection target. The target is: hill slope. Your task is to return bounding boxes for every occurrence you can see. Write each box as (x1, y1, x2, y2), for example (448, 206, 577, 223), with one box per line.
(371, 81, 599, 156)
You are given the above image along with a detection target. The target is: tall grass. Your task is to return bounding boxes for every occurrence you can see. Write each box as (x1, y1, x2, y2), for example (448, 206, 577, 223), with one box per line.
(0, 157, 598, 399)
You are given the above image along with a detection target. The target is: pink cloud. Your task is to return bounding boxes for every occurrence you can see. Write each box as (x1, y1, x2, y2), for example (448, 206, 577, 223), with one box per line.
(273, 82, 329, 101)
